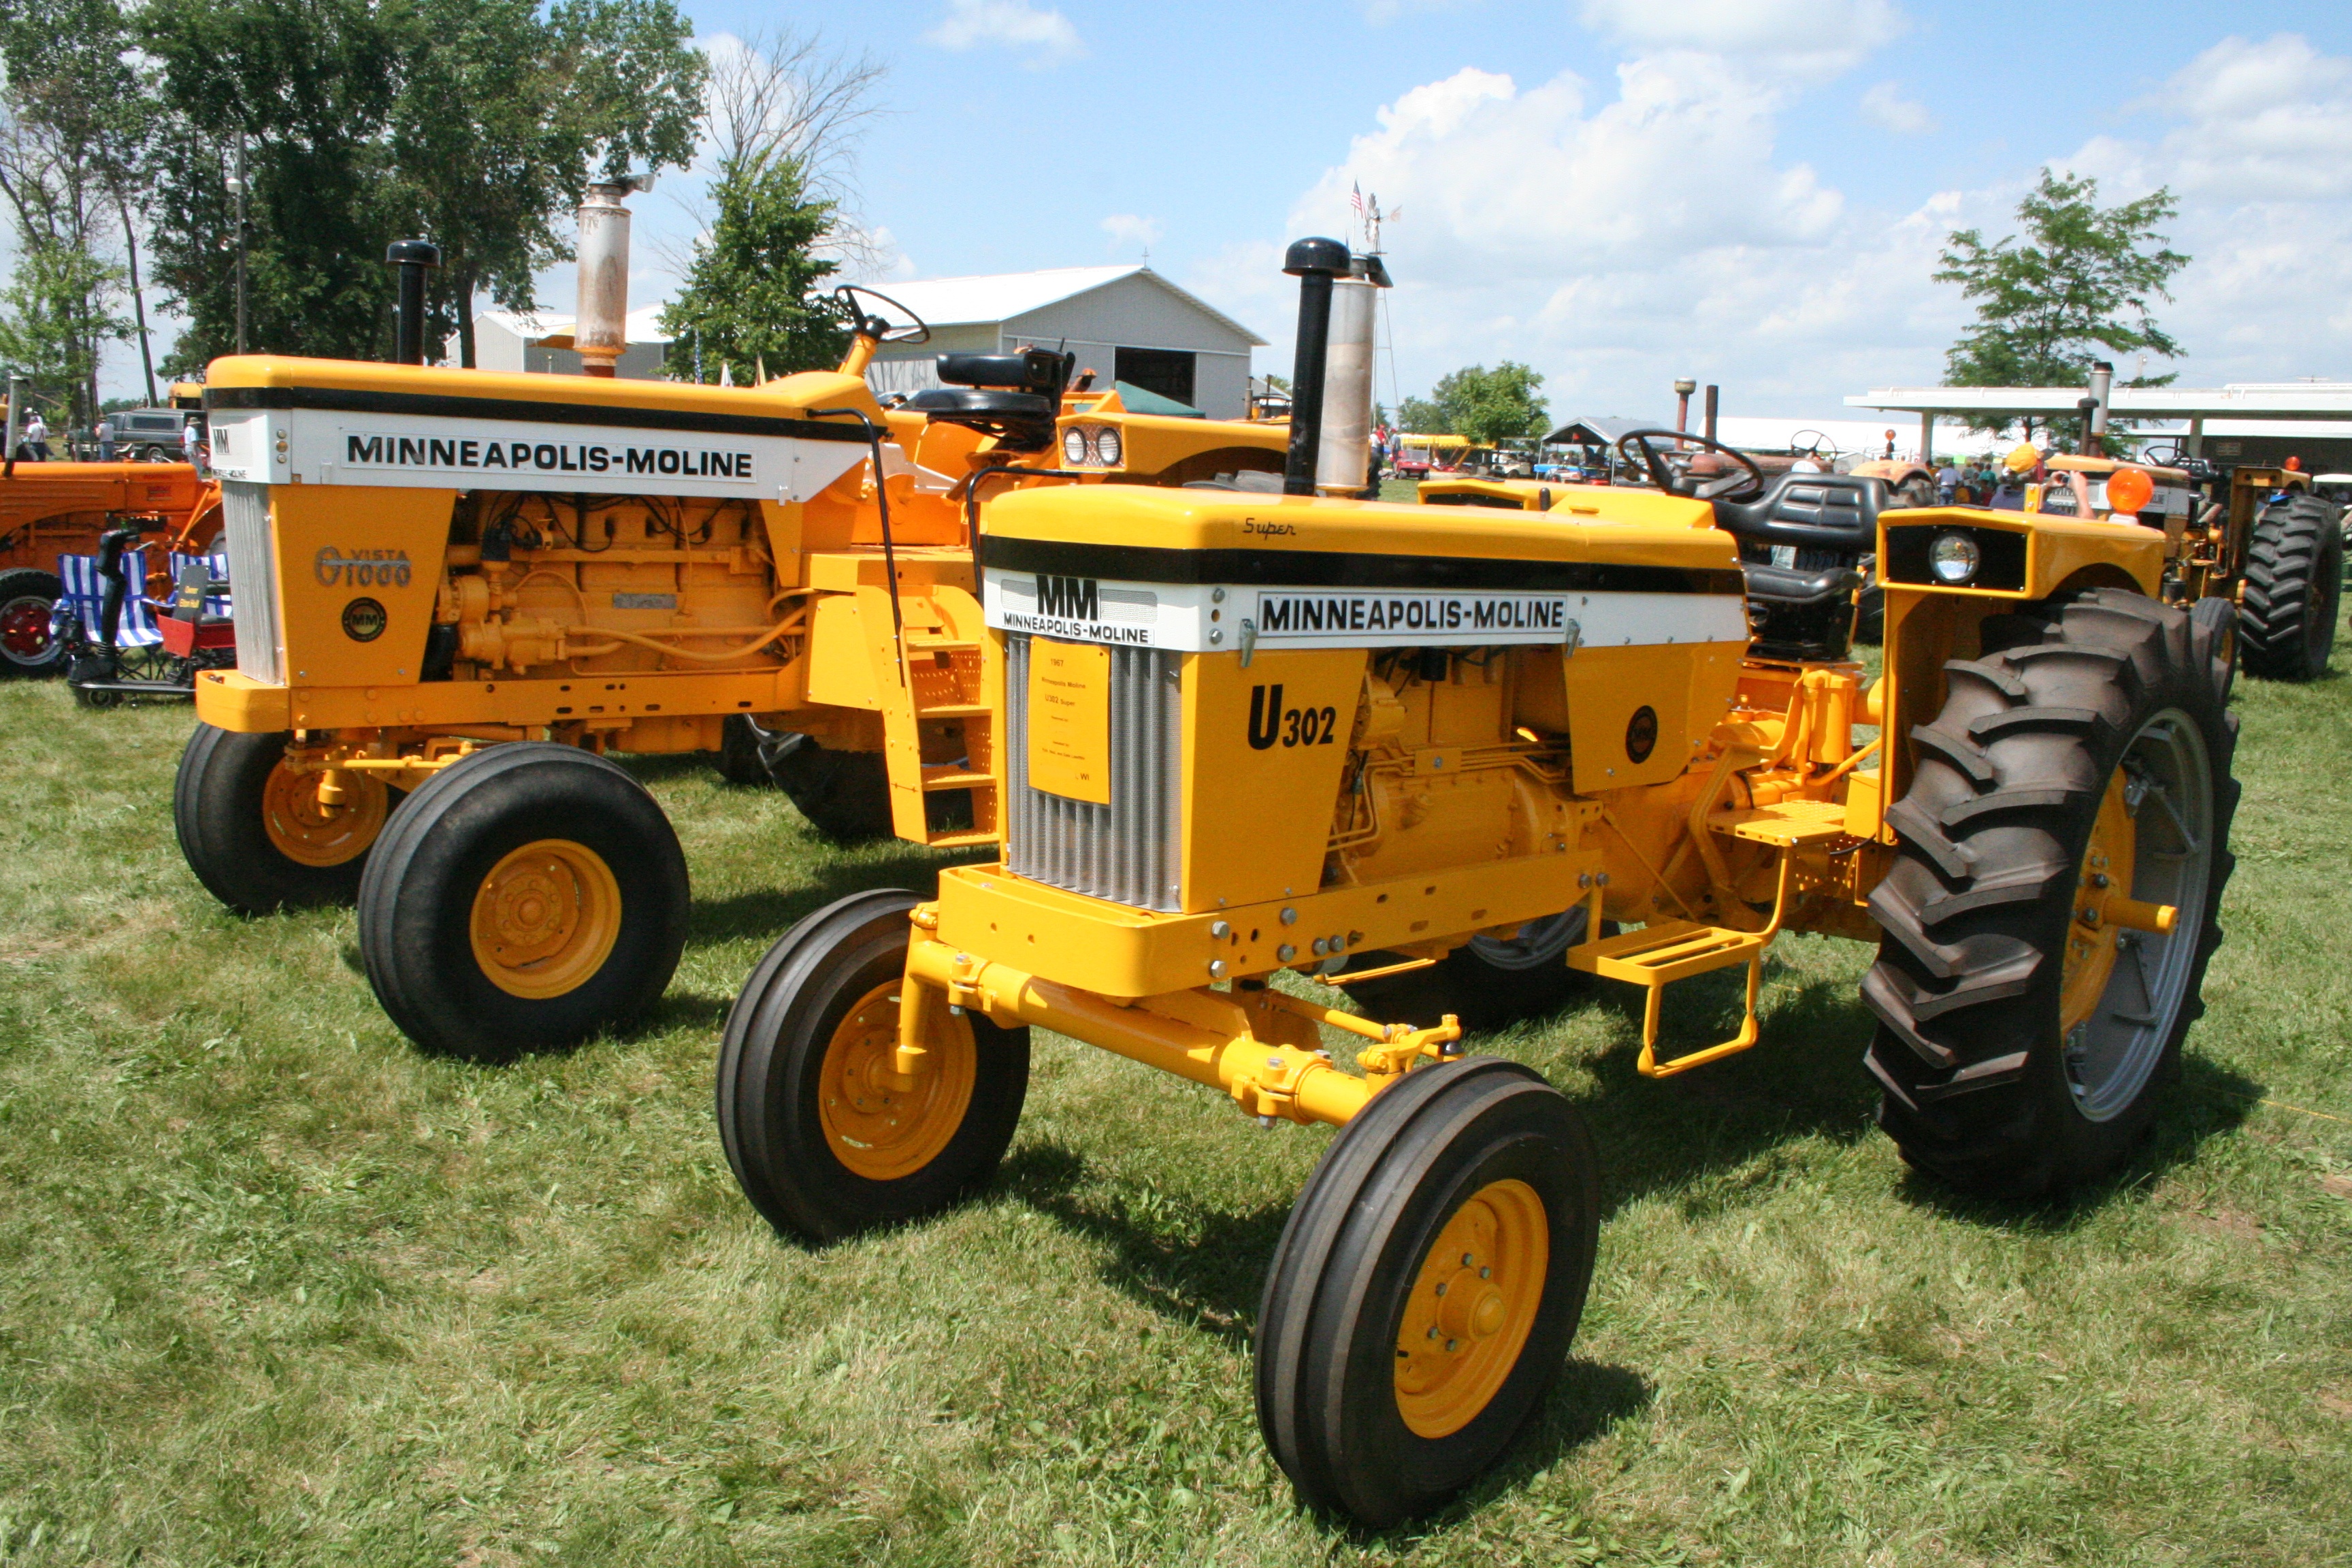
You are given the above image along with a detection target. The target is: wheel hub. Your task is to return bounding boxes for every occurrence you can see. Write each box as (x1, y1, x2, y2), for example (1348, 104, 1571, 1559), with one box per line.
(261, 759, 388, 867)
(0, 595, 53, 664)
(1394, 1177, 1548, 1438)
(468, 838, 623, 999)
(817, 983, 977, 1181)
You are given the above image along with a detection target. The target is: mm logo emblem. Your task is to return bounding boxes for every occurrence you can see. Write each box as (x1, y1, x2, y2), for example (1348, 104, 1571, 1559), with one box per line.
(1034, 574, 1098, 621)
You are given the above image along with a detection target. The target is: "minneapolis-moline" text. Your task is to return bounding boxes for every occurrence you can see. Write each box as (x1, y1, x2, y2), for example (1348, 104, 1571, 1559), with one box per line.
(343, 434, 753, 479)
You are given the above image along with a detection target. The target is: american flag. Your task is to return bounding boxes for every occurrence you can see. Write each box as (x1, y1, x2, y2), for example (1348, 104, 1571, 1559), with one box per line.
(1350, 182, 1365, 217)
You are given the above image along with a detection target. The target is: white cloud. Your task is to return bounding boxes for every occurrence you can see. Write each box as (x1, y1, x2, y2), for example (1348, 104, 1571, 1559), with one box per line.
(924, 0, 1083, 67)
(1859, 80, 1935, 135)
(1577, 0, 1906, 84)
(1100, 214, 1163, 255)
(2055, 34, 2352, 375)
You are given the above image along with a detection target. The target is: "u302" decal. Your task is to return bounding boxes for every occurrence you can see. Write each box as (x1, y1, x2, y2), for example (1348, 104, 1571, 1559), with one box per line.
(1247, 683, 1338, 751)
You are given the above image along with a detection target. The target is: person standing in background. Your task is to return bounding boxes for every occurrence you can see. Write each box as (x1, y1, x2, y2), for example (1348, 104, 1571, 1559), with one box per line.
(95, 414, 115, 462)
(22, 408, 49, 461)
(181, 417, 201, 470)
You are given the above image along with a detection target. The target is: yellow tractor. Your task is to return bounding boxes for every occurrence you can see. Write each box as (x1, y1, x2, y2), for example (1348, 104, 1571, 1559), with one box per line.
(715, 240, 2239, 1524)
(179, 237, 1288, 1060)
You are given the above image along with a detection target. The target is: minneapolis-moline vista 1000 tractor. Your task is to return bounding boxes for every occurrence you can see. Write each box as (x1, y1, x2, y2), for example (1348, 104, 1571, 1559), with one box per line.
(176, 216, 1295, 1060)
(715, 240, 2240, 1524)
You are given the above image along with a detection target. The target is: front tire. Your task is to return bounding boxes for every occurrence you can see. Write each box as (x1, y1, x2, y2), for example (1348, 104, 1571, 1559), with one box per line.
(174, 725, 399, 913)
(717, 889, 1030, 1241)
(2238, 492, 2342, 681)
(1863, 589, 2237, 1196)
(0, 568, 65, 676)
(357, 744, 689, 1059)
(1256, 1058, 1600, 1526)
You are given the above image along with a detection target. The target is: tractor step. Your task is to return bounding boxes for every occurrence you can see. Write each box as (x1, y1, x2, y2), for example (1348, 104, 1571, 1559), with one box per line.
(915, 702, 991, 719)
(919, 765, 995, 792)
(923, 828, 998, 849)
(1707, 799, 1851, 846)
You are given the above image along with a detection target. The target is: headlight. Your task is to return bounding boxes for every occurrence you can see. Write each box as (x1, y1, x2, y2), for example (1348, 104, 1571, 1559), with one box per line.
(1062, 427, 1090, 466)
(1093, 425, 1121, 466)
(1929, 531, 1981, 583)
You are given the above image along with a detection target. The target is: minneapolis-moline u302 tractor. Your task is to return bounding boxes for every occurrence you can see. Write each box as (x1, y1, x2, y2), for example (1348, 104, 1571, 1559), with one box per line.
(715, 240, 2240, 1524)
(178, 232, 1289, 1059)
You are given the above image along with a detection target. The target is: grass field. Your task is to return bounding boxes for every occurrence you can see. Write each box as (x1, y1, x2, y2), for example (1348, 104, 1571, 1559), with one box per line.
(3, 623, 2350, 1567)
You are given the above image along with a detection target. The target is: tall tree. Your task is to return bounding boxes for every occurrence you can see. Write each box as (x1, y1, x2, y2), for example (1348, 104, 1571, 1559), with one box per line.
(660, 31, 884, 383)
(1937, 168, 2190, 404)
(390, 0, 704, 368)
(0, 0, 145, 425)
(1397, 362, 1548, 444)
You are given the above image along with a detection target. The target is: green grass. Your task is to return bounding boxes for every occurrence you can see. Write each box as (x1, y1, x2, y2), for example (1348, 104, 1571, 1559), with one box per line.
(3, 627, 2351, 1567)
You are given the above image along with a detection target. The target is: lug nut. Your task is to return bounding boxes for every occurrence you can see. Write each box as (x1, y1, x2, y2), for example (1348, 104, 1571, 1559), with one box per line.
(1280, 907, 1298, 925)
(1208, 958, 1228, 978)
(1311, 937, 1329, 956)
(1277, 944, 1296, 962)
(1210, 919, 1231, 939)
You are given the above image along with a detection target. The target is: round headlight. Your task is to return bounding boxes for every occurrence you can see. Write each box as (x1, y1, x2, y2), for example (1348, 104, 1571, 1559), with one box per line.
(1062, 427, 1090, 466)
(1093, 425, 1122, 466)
(1929, 531, 1981, 583)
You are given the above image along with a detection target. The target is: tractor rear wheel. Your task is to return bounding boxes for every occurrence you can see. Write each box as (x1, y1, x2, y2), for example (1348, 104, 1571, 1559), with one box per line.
(2238, 492, 2342, 681)
(716, 714, 775, 787)
(1256, 1057, 1599, 1526)
(0, 568, 65, 676)
(1335, 907, 1610, 1032)
(1863, 589, 2236, 1196)
(357, 744, 688, 1059)
(764, 735, 895, 842)
(717, 889, 1030, 1241)
(175, 724, 401, 913)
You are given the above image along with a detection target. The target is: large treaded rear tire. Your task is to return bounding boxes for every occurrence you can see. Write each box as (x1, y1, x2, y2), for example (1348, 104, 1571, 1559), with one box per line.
(766, 736, 895, 842)
(2237, 492, 2342, 681)
(1863, 589, 2237, 1196)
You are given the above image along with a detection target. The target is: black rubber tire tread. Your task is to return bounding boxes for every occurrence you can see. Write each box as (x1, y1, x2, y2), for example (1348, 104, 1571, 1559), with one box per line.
(1863, 587, 2238, 1196)
(356, 743, 689, 1060)
(174, 723, 403, 913)
(2237, 491, 2342, 682)
(767, 738, 895, 842)
(2189, 595, 2237, 704)
(1255, 1057, 1601, 1526)
(716, 715, 775, 787)
(1336, 909, 1614, 1032)
(717, 888, 1030, 1241)
(0, 568, 65, 676)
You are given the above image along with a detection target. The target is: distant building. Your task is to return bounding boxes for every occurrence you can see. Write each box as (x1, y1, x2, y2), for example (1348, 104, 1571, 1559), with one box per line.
(458, 307, 671, 378)
(859, 265, 1265, 419)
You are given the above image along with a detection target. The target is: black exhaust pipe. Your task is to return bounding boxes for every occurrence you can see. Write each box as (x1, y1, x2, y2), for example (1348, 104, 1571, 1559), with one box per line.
(1282, 236, 1350, 497)
(385, 239, 442, 365)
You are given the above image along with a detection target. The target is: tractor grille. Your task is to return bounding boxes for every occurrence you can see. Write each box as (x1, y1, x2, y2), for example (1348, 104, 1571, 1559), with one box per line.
(221, 481, 282, 685)
(1004, 633, 1181, 911)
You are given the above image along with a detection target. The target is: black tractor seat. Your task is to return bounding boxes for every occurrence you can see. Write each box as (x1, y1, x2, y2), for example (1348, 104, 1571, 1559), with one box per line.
(909, 347, 1074, 453)
(1709, 471, 1886, 661)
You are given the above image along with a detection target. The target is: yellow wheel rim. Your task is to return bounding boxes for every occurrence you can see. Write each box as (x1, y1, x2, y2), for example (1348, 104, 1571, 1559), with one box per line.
(468, 838, 623, 1000)
(1394, 1177, 1549, 1439)
(817, 981, 977, 1181)
(2060, 771, 2138, 1034)
(261, 762, 387, 868)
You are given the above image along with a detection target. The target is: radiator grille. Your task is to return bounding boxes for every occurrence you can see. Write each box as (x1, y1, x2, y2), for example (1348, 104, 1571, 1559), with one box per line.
(1005, 634, 1181, 911)
(221, 480, 282, 685)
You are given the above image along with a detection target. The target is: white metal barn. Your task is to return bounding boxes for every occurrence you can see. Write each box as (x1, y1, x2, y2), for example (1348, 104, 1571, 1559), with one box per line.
(458, 307, 672, 379)
(859, 265, 1266, 419)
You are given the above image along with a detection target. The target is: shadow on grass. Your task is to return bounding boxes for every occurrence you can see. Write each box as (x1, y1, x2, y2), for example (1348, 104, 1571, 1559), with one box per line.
(995, 1140, 1289, 1345)
(1890, 1049, 2262, 1231)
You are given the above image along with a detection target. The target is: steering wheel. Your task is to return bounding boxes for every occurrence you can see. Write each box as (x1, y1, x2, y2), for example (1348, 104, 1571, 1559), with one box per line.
(1614, 428, 1769, 502)
(1788, 428, 1835, 460)
(833, 284, 931, 346)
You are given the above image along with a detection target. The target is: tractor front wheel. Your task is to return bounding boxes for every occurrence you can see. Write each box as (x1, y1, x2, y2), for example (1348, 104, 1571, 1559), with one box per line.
(717, 889, 1030, 1241)
(175, 724, 402, 913)
(2238, 491, 2342, 681)
(1863, 589, 2236, 1196)
(0, 568, 65, 676)
(356, 744, 688, 1059)
(1256, 1057, 1599, 1526)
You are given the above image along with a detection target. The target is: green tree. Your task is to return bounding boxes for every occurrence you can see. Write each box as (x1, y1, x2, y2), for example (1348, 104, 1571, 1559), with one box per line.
(1396, 361, 1548, 443)
(661, 31, 884, 382)
(1937, 168, 2190, 436)
(391, 0, 704, 368)
(0, 0, 146, 425)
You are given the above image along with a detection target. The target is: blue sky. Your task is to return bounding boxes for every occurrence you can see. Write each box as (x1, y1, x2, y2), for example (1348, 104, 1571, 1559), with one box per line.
(634, 0, 2352, 423)
(131, 1, 2352, 424)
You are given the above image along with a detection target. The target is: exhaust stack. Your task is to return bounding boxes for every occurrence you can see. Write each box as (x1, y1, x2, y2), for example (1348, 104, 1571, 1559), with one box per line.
(384, 240, 440, 365)
(1316, 254, 1392, 495)
(1282, 237, 1350, 497)
(2087, 359, 2113, 440)
(575, 174, 651, 378)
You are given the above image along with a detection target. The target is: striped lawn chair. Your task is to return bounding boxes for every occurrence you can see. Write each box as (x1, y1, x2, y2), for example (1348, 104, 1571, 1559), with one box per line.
(56, 549, 163, 648)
